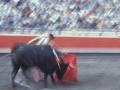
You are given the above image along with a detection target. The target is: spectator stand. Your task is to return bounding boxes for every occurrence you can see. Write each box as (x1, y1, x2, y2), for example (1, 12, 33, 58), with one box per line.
(0, 0, 120, 36)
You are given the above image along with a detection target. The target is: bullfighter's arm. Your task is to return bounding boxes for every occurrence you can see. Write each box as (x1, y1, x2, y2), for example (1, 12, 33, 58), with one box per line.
(27, 36, 45, 44)
(27, 37, 40, 44)
(36, 38, 46, 45)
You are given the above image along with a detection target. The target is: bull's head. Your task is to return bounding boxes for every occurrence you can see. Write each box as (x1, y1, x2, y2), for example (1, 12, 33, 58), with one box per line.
(55, 63, 69, 80)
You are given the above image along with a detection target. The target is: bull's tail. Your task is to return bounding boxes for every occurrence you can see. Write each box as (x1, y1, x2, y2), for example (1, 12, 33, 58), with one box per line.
(0, 53, 11, 59)
(11, 44, 21, 87)
(11, 57, 20, 88)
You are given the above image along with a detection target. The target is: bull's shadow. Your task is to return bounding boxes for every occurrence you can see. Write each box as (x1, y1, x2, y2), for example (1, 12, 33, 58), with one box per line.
(14, 68, 78, 90)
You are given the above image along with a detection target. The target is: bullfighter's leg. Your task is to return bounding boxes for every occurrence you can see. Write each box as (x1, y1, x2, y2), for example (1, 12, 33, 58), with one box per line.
(50, 74, 55, 84)
(44, 73, 48, 87)
(11, 61, 20, 88)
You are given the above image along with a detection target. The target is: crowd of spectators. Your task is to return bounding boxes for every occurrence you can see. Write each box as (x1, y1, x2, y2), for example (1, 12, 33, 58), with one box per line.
(0, 0, 120, 33)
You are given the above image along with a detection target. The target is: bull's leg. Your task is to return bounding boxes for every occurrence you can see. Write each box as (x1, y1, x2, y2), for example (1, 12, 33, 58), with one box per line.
(11, 61, 20, 88)
(21, 68, 28, 79)
(44, 73, 48, 87)
(50, 74, 55, 85)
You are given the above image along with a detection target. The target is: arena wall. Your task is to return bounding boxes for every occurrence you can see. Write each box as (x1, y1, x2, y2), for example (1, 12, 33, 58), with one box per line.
(0, 34, 120, 53)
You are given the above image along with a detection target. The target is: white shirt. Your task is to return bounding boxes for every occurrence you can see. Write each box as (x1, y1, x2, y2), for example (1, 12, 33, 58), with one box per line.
(36, 36, 50, 45)
(42, 37, 49, 45)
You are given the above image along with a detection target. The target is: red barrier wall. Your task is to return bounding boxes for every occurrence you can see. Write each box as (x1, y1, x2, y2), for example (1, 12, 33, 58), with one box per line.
(0, 35, 120, 50)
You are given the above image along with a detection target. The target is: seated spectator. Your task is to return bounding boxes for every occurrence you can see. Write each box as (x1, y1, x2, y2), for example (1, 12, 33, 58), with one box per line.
(0, 0, 120, 33)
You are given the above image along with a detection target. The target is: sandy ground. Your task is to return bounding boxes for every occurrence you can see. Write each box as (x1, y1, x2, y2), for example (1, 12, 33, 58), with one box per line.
(0, 53, 120, 90)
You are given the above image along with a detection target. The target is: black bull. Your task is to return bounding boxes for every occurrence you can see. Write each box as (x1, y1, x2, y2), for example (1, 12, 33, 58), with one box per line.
(11, 43, 69, 87)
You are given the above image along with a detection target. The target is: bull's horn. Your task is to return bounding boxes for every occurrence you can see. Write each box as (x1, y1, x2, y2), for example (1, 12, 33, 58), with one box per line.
(69, 64, 75, 69)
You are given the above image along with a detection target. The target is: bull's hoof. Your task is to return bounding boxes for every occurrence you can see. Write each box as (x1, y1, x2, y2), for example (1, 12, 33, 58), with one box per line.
(52, 81, 56, 85)
(44, 82, 48, 88)
(12, 84, 16, 88)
